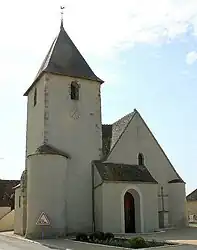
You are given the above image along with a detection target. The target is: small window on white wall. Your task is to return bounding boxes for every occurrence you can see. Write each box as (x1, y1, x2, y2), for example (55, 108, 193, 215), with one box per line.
(138, 153, 144, 165)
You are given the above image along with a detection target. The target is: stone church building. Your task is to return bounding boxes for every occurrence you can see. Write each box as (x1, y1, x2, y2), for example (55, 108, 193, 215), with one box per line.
(14, 21, 188, 238)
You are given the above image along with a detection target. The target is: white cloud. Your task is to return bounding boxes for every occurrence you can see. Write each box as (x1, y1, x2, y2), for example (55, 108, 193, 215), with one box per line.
(63, 0, 197, 55)
(1, 0, 197, 57)
(186, 51, 197, 65)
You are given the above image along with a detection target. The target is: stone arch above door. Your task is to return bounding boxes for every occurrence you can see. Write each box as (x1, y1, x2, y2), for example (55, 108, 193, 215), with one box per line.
(121, 185, 144, 233)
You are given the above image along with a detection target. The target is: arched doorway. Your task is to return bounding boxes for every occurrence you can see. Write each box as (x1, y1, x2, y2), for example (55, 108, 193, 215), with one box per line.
(124, 192, 135, 233)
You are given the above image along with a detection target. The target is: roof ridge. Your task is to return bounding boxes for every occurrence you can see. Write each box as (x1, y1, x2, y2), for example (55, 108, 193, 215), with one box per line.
(34, 36, 58, 82)
(113, 110, 135, 125)
(102, 110, 137, 159)
(106, 110, 136, 159)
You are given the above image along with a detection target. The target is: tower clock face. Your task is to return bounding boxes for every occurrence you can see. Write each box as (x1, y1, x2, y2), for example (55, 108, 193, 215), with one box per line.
(70, 109, 80, 119)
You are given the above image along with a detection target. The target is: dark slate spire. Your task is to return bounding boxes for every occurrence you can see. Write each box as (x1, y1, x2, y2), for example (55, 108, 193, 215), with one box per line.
(24, 23, 103, 96)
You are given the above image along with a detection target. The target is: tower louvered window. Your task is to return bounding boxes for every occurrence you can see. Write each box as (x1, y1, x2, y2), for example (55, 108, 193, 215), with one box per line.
(71, 81, 79, 100)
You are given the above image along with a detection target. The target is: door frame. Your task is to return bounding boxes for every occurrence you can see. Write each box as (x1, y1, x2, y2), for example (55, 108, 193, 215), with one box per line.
(121, 185, 144, 233)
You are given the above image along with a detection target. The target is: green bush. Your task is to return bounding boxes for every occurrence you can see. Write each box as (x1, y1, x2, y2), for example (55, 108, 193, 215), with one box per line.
(89, 231, 105, 241)
(147, 239, 167, 247)
(128, 236, 148, 248)
(104, 232, 114, 240)
(75, 232, 168, 249)
(76, 233, 88, 242)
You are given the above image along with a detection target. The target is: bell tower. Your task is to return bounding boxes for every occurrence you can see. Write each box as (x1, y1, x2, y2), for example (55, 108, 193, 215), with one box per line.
(24, 15, 104, 237)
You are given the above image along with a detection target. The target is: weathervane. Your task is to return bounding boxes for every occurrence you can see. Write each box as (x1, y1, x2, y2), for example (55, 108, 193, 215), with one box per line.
(60, 6, 65, 28)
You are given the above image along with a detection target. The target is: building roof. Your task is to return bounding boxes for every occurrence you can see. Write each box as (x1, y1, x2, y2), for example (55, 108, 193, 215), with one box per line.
(94, 161, 158, 183)
(0, 180, 20, 207)
(28, 143, 71, 159)
(102, 124, 112, 157)
(102, 111, 135, 158)
(13, 183, 21, 189)
(102, 109, 184, 184)
(24, 25, 103, 96)
(168, 179, 184, 184)
(187, 189, 197, 201)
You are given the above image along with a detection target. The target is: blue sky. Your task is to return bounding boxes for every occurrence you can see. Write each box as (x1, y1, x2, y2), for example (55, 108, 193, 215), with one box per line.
(0, 0, 197, 194)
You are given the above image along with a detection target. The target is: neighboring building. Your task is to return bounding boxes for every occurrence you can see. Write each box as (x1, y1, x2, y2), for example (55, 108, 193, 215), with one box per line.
(0, 179, 20, 221)
(0, 180, 19, 232)
(186, 189, 197, 222)
(14, 20, 188, 239)
(0, 180, 20, 210)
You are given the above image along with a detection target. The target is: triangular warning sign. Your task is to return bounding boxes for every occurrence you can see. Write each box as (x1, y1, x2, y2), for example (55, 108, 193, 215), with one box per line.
(36, 212, 50, 226)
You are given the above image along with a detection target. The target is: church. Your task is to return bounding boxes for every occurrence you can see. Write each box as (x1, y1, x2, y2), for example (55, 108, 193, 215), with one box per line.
(14, 19, 188, 239)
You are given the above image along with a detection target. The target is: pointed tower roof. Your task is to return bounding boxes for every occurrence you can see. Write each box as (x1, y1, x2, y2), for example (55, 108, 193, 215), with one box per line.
(24, 24, 103, 96)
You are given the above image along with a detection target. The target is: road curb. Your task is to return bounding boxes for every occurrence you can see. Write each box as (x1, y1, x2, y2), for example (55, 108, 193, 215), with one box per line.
(0, 231, 66, 249)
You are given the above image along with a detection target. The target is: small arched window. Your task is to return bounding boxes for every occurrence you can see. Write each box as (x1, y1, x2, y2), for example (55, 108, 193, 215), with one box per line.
(138, 153, 144, 165)
(33, 87, 37, 106)
(71, 81, 79, 100)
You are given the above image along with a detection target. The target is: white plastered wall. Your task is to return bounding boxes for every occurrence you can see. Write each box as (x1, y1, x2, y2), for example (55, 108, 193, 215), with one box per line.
(101, 182, 158, 233)
(44, 73, 102, 233)
(26, 76, 45, 155)
(14, 187, 24, 235)
(106, 111, 186, 228)
(168, 183, 187, 227)
(26, 154, 68, 238)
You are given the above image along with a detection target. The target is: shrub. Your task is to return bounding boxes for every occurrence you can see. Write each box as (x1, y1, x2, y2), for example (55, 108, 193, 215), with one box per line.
(89, 231, 105, 242)
(104, 232, 114, 241)
(147, 239, 168, 247)
(128, 236, 148, 248)
(76, 233, 88, 242)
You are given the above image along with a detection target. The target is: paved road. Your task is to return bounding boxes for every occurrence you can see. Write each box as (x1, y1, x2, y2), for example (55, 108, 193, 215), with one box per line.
(1, 228, 197, 249)
(0, 235, 56, 250)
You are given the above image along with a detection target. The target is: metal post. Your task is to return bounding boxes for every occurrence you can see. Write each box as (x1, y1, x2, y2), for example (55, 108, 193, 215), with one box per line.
(161, 186, 164, 212)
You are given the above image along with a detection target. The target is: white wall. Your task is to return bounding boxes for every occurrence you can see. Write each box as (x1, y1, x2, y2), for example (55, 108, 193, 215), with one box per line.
(94, 185, 103, 232)
(0, 210, 15, 232)
(44, 73, 102, 233)
(106, 111, 187, 229)
(26, 76, 45, 155)
(14, 187, 24, 235)
(0, 207, 11, 220)
(26, 154, 68, 239)
(101, 182, 158, 233)
(168, 183, 187, 227)
(187, 201, 197, 217)
(107, 112, 180, 186)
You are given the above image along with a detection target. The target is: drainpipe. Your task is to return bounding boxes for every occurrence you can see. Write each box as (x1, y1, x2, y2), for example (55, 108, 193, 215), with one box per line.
(161, 186, 164, 212)
(161, 186, 165, 228)
(91, 162, 96, 232)
(91, 161, 104, 232)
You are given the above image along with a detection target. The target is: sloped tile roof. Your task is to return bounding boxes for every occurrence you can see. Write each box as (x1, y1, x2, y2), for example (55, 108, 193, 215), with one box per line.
(94, 161, 158, 183)
(187, 189, 197, 201)
(32, 143, 70, 158)
(110, 112, 135, 149)
(102, 125, 112, 157)
(168, 179, 184, 183)
(101, 109, 184, 184)
(24, 25, 103, 96)
(102, 111, 135, 157)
